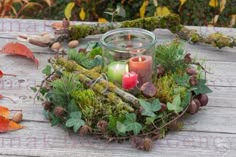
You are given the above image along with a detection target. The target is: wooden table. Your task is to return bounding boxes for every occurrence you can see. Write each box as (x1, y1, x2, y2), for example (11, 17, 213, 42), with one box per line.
(0, 19, 236, 157)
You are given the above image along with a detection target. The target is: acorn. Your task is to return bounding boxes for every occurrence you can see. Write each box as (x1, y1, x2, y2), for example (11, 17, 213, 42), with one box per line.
(186, 67, 197, 75)
(187, 100, 199, 114)
(140, 82, 157, 98)
(68, 40, 79, 48)
(196, 94, 208, 106)
(157, 64, 165, 77)
(189, 75, 198, 86)
(54, 106, 65, 117)
(43, 101, 52, 110)
(51, 42, 62, 50)
(12, 112, 23, 123)
(79, 125, 91, 136)
(97, 120, 108, 132)
(184, 53, 192, 63)
(143, 138, 153, 151)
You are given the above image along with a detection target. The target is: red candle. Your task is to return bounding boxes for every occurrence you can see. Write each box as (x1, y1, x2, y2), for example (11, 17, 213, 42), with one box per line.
(122, 72, 138, 90)
(129, 55, 152, 86)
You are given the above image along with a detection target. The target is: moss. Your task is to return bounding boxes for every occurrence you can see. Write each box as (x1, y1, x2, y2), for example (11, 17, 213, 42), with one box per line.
(155, 73, 177, 103)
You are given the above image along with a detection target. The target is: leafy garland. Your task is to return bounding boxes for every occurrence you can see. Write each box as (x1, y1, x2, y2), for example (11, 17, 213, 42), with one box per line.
(35, 40, 212, 151)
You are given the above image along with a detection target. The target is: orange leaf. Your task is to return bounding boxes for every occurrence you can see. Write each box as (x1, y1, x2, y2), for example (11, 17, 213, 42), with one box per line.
(8, 120, 23, 131)
(0, 116, 10, 132)
(0, 106, 9, 118)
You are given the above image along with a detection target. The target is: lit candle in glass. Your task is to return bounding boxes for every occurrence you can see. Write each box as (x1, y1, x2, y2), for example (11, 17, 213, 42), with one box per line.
(122, 67, 138, 90)
(129, 55, 153, 86)
(107, 61, 126, 84)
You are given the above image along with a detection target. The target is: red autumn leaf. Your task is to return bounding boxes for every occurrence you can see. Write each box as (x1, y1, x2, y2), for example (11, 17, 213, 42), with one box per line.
(0, 116, 23, 133)
(0, 42, 39, 65)
(0, 70, 16, 78)
(0, 106, 9, 118)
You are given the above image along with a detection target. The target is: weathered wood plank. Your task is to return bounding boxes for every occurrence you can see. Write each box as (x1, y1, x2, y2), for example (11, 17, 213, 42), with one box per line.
(0, 122, 236, 157)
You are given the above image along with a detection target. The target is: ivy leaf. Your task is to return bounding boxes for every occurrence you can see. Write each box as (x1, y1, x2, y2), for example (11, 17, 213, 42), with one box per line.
(124, 113, 142, 135)
(181, 92, 191, 108)
(167, 94, 183, 113)
(116, 121, 126, 134)
(66, 111, 85, 132)
(139, 99, 161, 117)
(174, 73, 190, 87)
(42, 65, 51, 76)
(67, 99, 79, 113)
(192, 79, 212, 95)
(49, 112, 61, 127)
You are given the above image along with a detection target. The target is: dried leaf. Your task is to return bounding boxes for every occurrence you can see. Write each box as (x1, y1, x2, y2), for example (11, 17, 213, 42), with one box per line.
(64, 2, 75, 20)
(79, 8, 86, 21)
(0, 106, 9, 118)
(209, 0, 218, 8)
(178, 0, 186, 11)
(0, 116, 23, 133)
(51, 22, 64, 30)
(0, 42, 39, 65)
(155, 6, 171, 17)
(139, 0, 149, 18)
(8, 120, 23, 131)
(98, 18, 108, 23)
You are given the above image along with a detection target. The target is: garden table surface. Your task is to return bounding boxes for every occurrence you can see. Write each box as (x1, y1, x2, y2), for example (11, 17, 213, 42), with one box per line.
(0, 19, 236, 157)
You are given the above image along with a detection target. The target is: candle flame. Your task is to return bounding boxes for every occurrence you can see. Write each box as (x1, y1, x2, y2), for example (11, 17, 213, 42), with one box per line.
(138, 57, 142, 62)
(126, 64, 129, 72)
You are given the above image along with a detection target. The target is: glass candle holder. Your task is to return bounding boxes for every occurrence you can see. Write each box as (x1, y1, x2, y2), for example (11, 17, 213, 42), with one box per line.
(100, 28, 156, 89)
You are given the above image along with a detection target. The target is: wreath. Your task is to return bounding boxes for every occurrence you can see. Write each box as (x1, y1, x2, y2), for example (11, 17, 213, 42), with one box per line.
(35, 39, 212, 151)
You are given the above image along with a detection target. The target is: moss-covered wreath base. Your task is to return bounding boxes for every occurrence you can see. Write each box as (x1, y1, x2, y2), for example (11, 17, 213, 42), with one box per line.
(35, 40, 212, 151)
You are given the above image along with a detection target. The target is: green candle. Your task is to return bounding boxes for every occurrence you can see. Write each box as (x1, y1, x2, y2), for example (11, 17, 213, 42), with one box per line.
(107, 61, 127, 84)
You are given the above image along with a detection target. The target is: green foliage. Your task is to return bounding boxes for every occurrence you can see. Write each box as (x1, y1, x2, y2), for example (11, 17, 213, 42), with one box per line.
(116, 113, 143, 135)
(155, 73, 177, 103)
(42, 65, 52, 76)
(191, 79, 212, 95)
(49, 73, 82, 106)
(167, 94, 183, 113)
(155, 40, 187, 73)
(174, 73, 190, 87)
(68, 49, 103, 69)
(139, 99, 161, 117)
(66, 111, 85, 132)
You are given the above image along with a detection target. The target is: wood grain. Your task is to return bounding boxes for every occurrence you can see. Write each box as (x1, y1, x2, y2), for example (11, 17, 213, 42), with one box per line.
(0, 18, 236, 157)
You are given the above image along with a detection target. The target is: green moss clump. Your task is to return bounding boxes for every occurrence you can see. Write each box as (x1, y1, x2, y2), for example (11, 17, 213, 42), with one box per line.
(155, 73, 177, 103)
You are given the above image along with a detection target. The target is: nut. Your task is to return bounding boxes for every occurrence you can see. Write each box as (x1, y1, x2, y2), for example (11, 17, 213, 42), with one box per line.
(51, 42, 62, 50)
(12, 112, 23, 123)
(68, 40, 79, 48)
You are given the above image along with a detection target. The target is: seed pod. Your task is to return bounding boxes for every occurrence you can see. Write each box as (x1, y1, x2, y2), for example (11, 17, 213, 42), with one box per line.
(54, 106, 65, 117)
(97, 120, 108, 132)
(157, 64, 165, 77)
(79, 125, 91, 136)
(189, 75, 198, 86)
(68, 40, 79, 48)
(140, 82, 157, 98)
(51, 42, 62, 50)
(184, 53, 192, 63)
(186, 67, 197, 75)
(188, 100, 199, 114)
(12, 112, 23, 123)
(197, 94, 208, 106)
(143, 138, 153, 151)
(193, 98, 201, 108)
(43, 101, 52, 110)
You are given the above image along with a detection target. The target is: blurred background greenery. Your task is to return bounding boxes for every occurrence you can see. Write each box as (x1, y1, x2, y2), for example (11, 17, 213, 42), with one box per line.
(0, 0, 235, 27)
